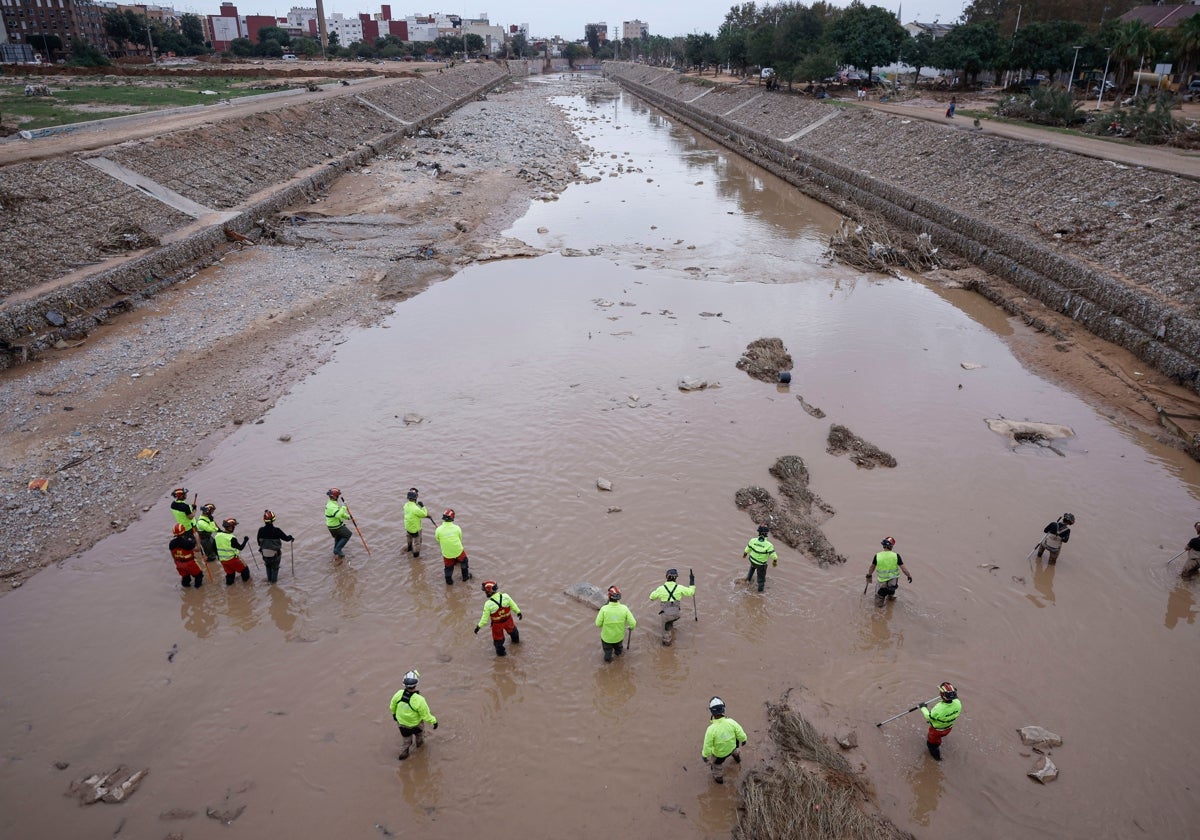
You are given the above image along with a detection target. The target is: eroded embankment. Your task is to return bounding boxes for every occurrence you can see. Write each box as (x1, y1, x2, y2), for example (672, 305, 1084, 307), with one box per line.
(0, 61, 508, 367)
(605, 62, 1200, 396)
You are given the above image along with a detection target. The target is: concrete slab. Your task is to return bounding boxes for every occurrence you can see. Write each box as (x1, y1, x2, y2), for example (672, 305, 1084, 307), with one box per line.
(83, 157, 234, 221)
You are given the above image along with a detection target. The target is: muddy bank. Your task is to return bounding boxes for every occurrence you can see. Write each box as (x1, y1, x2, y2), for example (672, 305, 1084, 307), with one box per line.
(0, 75, 589, 585)
(604, 62, 1200, 396)
(0, 62, 507, 364)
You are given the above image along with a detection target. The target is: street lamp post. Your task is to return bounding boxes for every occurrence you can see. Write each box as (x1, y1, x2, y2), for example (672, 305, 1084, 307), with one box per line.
(1068, 45, 1082, 96)
(1096, 47, 1113, 110)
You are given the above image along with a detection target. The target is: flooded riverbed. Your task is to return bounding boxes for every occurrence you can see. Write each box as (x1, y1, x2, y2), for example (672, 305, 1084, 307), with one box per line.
(2, 76, 1199, 840)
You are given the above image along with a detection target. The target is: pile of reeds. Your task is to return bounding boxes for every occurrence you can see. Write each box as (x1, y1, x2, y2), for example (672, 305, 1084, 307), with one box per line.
(827, 215, 942, 274)
(734, 698, 915, 840)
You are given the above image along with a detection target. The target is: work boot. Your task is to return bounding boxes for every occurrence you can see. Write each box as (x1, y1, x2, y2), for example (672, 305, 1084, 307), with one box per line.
(460, 561, 472, 582)
(414, 730, 425, 749)
(927, 742, 942, 761)
(509, 628, 520, 644)
(604, 647, 613, 663)
(614, 643, 624, 657)
(733, 749, 742, 764)
(445, 570, 454, 585)
(240, 568, 251, 582)
(494, 641, 507, 657)
(194, 575, 203, 588)
(181, 577, 192, 588)
(225, 573, 236, 586)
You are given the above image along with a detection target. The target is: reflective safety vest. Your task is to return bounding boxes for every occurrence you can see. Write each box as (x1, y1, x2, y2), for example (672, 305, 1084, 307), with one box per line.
(702, 716, 748, 759)
(874, 551, 900, 582)
(921, 698, 962, 730)
(478, 593, 520, 627)
(326, 500, 350, 529)
(213, 531, 241, 563)
(403, 500, 428, 534)
(745, 537, 777, 566)
(195, 515, 218, 537)
(435, 522, 465, 558)
(390, 689, 437, 727)
(171, 501, 194, 530)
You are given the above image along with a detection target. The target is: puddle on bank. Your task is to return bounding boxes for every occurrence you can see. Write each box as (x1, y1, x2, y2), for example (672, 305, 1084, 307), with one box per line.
(1, 76, 1199, 840)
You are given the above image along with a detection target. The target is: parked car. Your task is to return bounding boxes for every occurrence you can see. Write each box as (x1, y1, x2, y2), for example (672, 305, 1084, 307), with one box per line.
(1188, 78, 1200, 93)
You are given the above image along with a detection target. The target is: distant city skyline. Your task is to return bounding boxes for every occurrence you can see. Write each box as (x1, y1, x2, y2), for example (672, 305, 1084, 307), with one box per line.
(172, 0, 969, 40)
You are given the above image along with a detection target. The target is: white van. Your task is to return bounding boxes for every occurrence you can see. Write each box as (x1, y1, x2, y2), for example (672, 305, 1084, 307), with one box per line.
(282, 54, 297, 61)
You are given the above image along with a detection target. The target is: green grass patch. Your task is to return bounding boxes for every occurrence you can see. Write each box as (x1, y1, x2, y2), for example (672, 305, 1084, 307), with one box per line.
(0, 77, 301, 129)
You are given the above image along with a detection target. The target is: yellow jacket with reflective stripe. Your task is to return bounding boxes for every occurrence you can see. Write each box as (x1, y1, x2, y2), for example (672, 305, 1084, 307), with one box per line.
(595, 602, 636, 643)
(702, 717, 747, 759)
(213, 531, 242, 562)
(744, 537, 777, 566)
(325, 500, 350, 529)
(390, 689, 436, 727)
(921, 698, 961, 730)
(434, 522, 464, 558)
(478, 593, 520, 627)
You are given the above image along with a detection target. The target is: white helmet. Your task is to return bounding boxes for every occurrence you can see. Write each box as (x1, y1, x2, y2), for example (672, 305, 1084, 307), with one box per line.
(709, 696, 726, 715)
(402, 670, 420, 688)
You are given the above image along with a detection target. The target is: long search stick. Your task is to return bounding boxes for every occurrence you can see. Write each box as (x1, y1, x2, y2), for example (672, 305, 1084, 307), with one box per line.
(691, 568, 698, 621)
(290, 541, 295, 577)
(245, 539, 261, 570)
(626, 626, 633, 651)
(876, 697, 940, 728)
(1166, 549, 1186, 566)
(343, 500, 371, 558)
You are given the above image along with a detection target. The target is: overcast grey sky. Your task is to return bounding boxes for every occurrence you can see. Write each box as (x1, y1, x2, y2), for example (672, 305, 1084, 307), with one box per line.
(179, 0, 968, 40)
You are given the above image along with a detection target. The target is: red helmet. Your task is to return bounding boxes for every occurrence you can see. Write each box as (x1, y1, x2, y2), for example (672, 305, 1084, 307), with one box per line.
(327, 488, 341, 500)
(881, 536, 896, 549)
(172, 523, 187, 536)
(442, 509, 455, 521)
(221, 518, 238, 532)
(607, 586, 621, 601)
(172, 487, 188, 499)
(263, 510, 275, 522)
(939, 681, 958, 700)
(200, 503, 215, 516)
(482, 580, 498, 595)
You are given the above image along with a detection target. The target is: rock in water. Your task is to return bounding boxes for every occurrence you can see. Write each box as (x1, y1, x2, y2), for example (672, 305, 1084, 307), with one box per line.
(677, 377, 708, 391)
(1017, 725, 1063, 751)
(835, 730, 858, 749)
(596, 478, 613, 491)
(1028, 755, 1058, 783)
(565, 582, 607, 610)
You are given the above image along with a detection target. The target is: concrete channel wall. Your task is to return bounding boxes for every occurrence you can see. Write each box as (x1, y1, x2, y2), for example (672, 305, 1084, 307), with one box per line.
(0, 62, 507, 367)
(606, 63, 1200, 395)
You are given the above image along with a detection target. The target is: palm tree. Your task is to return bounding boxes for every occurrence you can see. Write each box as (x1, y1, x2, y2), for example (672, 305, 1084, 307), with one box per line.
(1112, 19, 1153, 91)
(1174, 13, 1200, 89)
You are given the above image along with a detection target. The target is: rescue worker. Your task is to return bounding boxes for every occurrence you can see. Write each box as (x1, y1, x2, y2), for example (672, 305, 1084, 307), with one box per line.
(866, 536, 912, 607)
(474, 580, 522, 656)
(595, 586, 636, 662)
(701, 696, 747, 784)
(389, 669, 437, 761)
(648, 568, 696, 646)
(325, 488, 352, 561)
(1036, 513, 1075, 564)
(214, 518, 251, 585)
(743, 525, 778, 592)
(169, 523, 204, 588)
(403, 487, 433, 558)
(195, 503, 220, 563)
(1180, 521, 1200, 579)
(170, 487, 195, 531)
(919, 681, 962, 761)
(256, 510, 294, 584)
(434, 509, 471, 584)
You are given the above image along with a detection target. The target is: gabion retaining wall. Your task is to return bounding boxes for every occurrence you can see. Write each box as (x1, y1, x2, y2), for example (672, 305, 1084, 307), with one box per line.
(607, 63, 1200, 394)
(0, 62, 506, 367)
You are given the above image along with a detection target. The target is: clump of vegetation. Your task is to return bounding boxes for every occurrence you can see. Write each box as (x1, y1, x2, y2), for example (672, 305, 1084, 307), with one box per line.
(734, 696, 914, 840)
(827, 215, 945, 274)
(995, 87, 1083, 127)
(67, 36, 111, 68)
(1081, 91, 1187, 145)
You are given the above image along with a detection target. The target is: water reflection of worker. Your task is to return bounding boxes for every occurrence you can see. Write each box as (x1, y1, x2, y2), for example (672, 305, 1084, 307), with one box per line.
(701, 696, 746, 784)
(866, 537, 912, 607)
(169, 523, 204, 588)
(1033, 556, 1057, 605)
(1165, 582, 1198, 630)
(919, 682, 961, 761)
(905, 756, 945, 826)
(649, 568, 695, 646)
(1036, 513, 1075, 564)
(180, 594, 216, 639)
(743, 525, 778, 592)
(1178, 522, 1200, 579)
(267, 584, 298, 635)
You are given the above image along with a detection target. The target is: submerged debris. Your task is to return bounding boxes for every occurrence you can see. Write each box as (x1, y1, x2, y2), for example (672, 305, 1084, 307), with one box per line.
(826, 425, 897, 469)
(736, 456, 846, 565)
(67, 766, 149, 804)
(736, 338, 793, 383)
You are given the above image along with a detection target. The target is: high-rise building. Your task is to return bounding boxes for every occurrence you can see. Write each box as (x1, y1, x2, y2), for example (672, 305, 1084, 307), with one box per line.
(0, 0, 107, 53)
(584, 21, 606, 41)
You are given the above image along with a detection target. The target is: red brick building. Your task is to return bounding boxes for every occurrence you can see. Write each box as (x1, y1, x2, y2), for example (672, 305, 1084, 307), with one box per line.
(0, 0, 106, 55)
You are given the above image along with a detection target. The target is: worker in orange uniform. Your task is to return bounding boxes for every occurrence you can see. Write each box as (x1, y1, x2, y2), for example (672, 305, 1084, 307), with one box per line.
(474, 580, 522, 656)
(169, 523, 204, 588)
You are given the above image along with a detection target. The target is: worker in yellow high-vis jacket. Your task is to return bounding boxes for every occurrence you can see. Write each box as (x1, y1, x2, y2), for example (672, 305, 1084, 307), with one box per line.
(866, 536, 912, 607)
(743, 525, 778, 592)
(390, 670, 438, 761)
(701, 696, 747, 784)
(595, 586, 636, 663)
(648, 568, 695, 646)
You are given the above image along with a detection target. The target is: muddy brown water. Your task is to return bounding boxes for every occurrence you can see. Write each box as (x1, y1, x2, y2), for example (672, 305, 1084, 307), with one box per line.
(3, 76, 1200, 839)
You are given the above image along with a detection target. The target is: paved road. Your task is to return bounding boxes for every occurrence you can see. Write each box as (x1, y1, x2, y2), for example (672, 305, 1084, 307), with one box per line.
(863, 99, 1200, 181)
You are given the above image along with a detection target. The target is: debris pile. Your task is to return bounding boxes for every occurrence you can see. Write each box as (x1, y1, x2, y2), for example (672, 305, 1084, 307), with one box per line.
(826, 425, 897, 469)
(736, 338, 793, 383)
